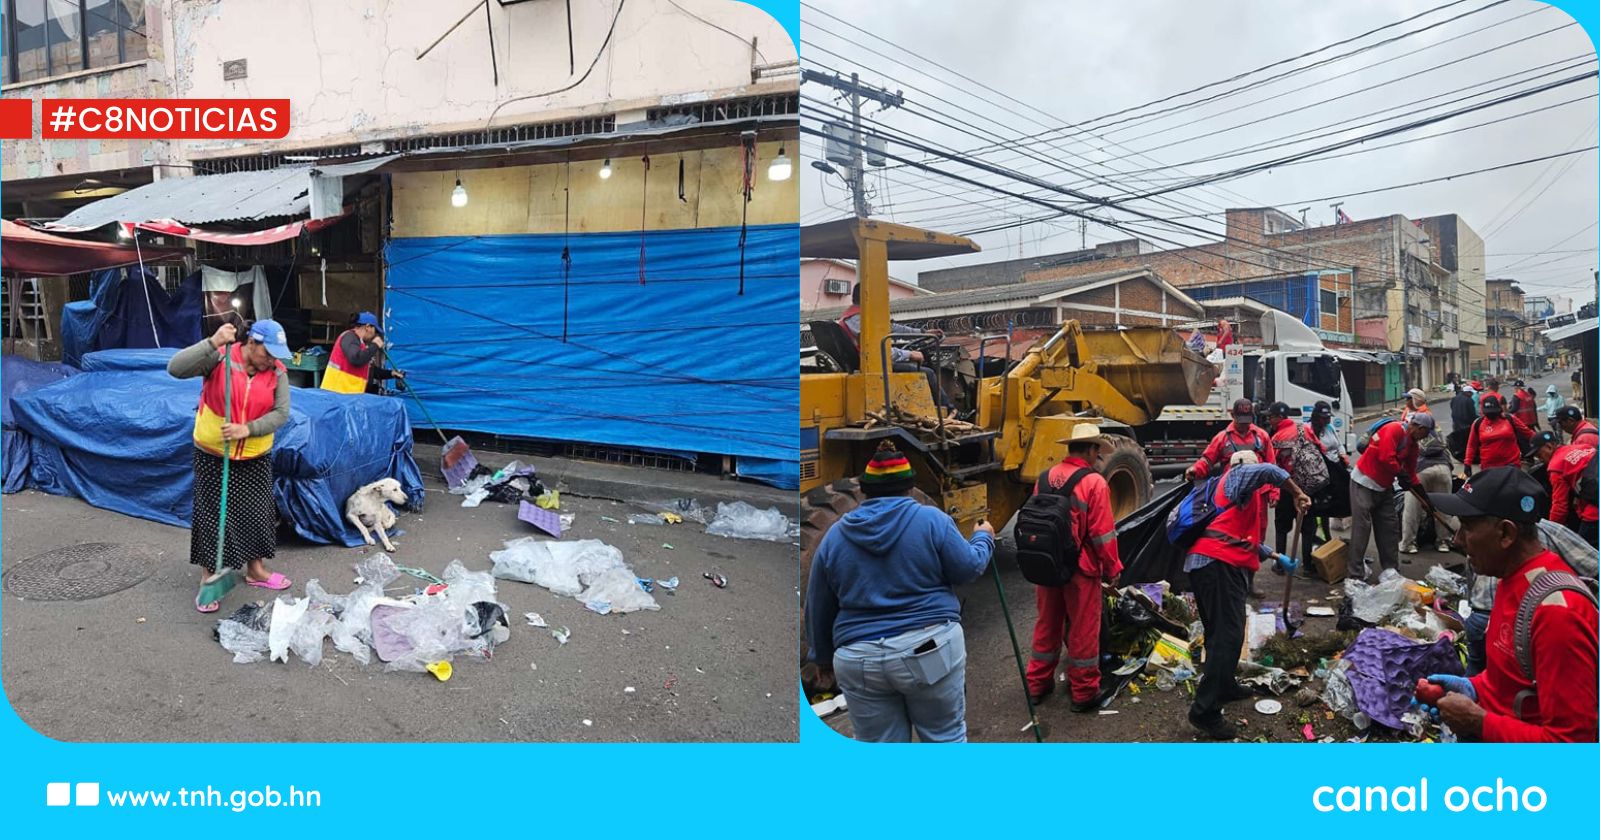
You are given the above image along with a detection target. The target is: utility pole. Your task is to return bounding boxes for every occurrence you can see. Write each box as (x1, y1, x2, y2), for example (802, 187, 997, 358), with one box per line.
(801, 68, 903, 218)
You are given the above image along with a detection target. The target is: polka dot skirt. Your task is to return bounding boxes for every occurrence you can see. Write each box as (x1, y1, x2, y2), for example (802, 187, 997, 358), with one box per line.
(190, 448, 279, 573)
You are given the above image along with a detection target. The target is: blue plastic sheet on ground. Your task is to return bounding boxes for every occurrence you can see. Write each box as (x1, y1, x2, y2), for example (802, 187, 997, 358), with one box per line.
(2, 355, 82, 493)
(384, 225, 797, 484)
(10, 369, 424, 545)
(60, 267, 201, 367)
(79, 347, 180, 371)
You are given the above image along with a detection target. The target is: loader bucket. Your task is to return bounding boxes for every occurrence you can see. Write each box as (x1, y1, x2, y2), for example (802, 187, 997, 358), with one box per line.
(1073, 328, 1217, 416)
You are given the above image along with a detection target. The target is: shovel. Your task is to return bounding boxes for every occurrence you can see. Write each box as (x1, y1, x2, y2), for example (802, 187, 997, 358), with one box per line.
(1281, 510, 1304, 635)
(1409, 486, 1460, 548)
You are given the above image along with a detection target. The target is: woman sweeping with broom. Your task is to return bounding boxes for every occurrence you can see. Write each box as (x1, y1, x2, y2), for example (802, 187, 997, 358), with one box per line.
(168, 319, 295, 612)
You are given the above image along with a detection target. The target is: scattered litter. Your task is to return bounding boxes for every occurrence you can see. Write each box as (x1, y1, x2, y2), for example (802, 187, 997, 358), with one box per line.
(1306, 606, 1336, 617)
(661, 498, 711, 524)
(664, 675, 678, 690)
(600, 516, 621, 523)
(637, 578, 654, 593)
(426, 661, 452, 681)
(659, 511, 683, 524)
(1302, 723, 1316, 741)
(551, 626, 571, 645)
(584, 599, 613, 616)
(524, 612, 548, 628)
(705, 501, 797, 542)
(628, 513, 665, 526)
(560, 513, 576, 529)
(1424, 565, 1466, 600)
(1097, 710, 1118, 716)
(536, 490, 561, 510)
(135, 617, 146, 624)
(703, 572, 728, 589)
(1343, 570, 1422, 626)
(658, 576, 679, 593)
(1294, 687, 1321, 707)
(582, 719, 592, 727)
(215, 601, 272, 664)
(1254, 699, 1282, 715)
(624, 686, 636, 694)
(811, 694, 847, 717)
(662, 543, 674, 550)
(490, 537, 661, 614)
(518, 500, 565, 537)
(530, 662, 537, 670)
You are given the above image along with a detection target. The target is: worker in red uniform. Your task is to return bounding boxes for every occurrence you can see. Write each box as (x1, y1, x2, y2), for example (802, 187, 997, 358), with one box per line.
(1264, 402, 1315, 563)
(1026, 424, 1123, 711)
(1349, 413, 1433, 581)
(1525, 430, 1599, 543)
(1185, 398, 1275, 481)
(1185, 450, 1311, 740)
(1421, 468, 1598, 742)
(1508, 380, 1540, 430)
(1463, 393, 1533, 474)
(322, 311, 403, 395)
(1554, 405, 1599, 447)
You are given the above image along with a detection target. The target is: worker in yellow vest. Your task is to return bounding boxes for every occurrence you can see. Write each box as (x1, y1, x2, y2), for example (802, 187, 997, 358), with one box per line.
(322, 311, 403, 395)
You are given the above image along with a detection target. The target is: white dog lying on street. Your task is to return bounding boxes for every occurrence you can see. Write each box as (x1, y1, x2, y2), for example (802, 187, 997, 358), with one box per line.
(345, 477, 408, 552)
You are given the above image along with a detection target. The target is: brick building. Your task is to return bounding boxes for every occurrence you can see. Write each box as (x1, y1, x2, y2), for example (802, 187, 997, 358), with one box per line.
(915, 207, 1483, 390)
(1485, 278, 1529, 377)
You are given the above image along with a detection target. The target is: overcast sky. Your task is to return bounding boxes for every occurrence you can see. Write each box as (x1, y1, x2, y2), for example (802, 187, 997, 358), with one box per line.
(798, 0, 1599, 309)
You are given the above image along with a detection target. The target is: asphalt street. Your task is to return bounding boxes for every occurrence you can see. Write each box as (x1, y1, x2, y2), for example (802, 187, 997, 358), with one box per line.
(2, 457, 799, 742)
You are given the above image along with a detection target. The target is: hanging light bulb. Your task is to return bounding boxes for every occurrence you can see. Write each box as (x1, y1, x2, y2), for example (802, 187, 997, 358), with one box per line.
(599, 158, 613, 180)
(768, 145, 792, 182)
(451, 177, 468, 208)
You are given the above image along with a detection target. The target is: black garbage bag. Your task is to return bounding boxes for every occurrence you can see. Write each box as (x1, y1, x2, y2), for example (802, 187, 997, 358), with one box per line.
(1113, 482, 1190, 590)
(1312, 458, 1351, 518)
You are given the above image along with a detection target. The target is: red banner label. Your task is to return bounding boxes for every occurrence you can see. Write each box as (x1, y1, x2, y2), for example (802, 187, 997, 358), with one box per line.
(0, 99, 32, 138)
(39, 99, 290, 139)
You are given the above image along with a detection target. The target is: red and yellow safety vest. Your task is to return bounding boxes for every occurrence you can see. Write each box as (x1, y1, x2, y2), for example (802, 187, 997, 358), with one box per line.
(193, 343, 282, 460)
(321, 329, 372, 394)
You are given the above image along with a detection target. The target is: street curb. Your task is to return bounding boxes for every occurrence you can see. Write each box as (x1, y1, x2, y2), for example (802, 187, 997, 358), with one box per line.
(411, 443, 796, 511)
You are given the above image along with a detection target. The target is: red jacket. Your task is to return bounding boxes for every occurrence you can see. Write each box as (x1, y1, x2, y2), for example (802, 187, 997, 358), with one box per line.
(1267, 418, 1299, 471)
(1354, 418, 1420, 489)
(1548, 444, 1599, 527)
(1189, 472, 1270, 571)
(1468, 550, 1598, 743)
(1571, 420, 1599, 447)
(1038, 457, 1123, 580)
(1191, 424, 1274, 479)
(1511, 389, 1540, 428)
(1465, 415, 1532, 469)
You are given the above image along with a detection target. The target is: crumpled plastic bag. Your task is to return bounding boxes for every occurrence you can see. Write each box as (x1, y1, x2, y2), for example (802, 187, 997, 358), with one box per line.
(267, 596, 309, 663)
(215, 601, 272, 664)
(1342, 569, 1416, 625)
(1423, 565, 1466, 600)
(705, 501, 797, 542)
(1320, 659, 1370, 730)
(489, 537, 659, 613)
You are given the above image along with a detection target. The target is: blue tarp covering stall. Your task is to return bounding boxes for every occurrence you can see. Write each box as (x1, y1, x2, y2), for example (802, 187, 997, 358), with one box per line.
(79, 347, 181, 371)
(60, 267, 203, 367)
(384, 225, 798, 488)
(2, 355, 81, 493)
(10, 370, 424, 546)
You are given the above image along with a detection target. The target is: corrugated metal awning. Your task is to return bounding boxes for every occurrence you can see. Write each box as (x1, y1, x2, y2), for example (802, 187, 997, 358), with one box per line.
(1544, 317, 1597, 343)
(45, 155, 399, 231)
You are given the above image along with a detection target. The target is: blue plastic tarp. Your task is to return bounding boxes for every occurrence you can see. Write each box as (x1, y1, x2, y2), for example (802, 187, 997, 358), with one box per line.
(2, 355, 82, 493)
(734, 455, 799, 491)
(60, 267, 202, 367)
(384, 225, 798, 484)
(10, 369, 424, 546)
(79, 347, 181, 371)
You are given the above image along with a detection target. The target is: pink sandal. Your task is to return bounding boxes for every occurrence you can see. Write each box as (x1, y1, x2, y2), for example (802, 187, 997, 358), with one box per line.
(246, 572, 293, 591)
(196, 594, 221, 613)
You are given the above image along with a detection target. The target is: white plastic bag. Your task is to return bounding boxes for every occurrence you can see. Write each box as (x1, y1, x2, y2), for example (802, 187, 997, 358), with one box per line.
(705, 501, 795, 542)
(490, 537, 659, 613)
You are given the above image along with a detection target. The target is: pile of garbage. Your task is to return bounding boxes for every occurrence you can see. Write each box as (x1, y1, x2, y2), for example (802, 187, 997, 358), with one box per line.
(705, 501, 798, 542)
(450, 460, 550, 509)
(213, 553, 510, 678)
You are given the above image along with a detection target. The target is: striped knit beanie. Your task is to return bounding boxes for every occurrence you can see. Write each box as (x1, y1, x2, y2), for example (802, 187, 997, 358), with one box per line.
(861, 442, 916, 497)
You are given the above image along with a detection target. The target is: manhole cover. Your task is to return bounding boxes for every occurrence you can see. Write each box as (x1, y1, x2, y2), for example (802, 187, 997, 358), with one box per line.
(3, 543, 159, 601)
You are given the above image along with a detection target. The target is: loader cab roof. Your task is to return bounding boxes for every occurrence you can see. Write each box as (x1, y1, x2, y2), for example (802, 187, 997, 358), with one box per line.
(800, 218, 981, 262)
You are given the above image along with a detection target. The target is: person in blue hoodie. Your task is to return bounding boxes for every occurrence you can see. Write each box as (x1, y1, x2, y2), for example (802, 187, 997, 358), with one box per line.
(805, 443, 995, 742)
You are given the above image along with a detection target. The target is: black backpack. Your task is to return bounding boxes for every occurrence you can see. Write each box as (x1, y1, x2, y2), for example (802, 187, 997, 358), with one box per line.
(1576, 450, 1599, 506)
(1015, 467, 1092, 587)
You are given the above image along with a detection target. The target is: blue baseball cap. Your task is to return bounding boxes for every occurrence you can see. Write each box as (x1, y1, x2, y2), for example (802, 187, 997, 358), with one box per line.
(248, 319, 293, 360)
(355, 311, 380, 327)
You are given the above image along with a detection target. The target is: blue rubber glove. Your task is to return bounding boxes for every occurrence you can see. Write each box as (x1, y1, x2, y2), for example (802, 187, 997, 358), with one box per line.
(1411, 674, 1476, 719)
(1272, 553, 1298, 575)
(1426, 674, 1476, 702)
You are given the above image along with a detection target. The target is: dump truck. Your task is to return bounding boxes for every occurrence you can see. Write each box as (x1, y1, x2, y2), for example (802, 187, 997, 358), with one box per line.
(799, 218, 1217, 574)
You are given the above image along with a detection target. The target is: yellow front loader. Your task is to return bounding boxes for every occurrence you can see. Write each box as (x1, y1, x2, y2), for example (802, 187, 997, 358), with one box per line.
(800, 218, 1216, 575)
